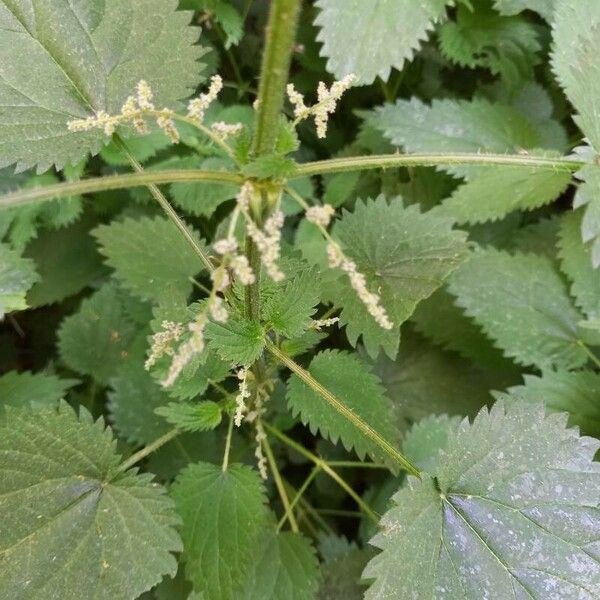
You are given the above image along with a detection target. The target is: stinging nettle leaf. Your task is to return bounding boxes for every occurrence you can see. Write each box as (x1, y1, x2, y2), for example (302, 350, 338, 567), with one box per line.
(314, 0, 451, 85)
(505, 369, 600, 439)
(57, 283, 137, 383)
(364, 400, 600, 599)
(155, 400, 222, 432)
(0, 242, 39, 318)
(0, 403, 182, 599)
(287, 349, 401, 467)
(448, 248, 588, 370)
(171, 461, 269, 600)
(0, 370, 77, 412)
(327, 196, 468, 359)
(493, 0, 555, 21)
(558, 210, 600, 319)
(206, 314, 265, 366)
(0, 0, 205, 172)
(436, 156, 571, 225)
(240, 529, 321, 600)
(93, 216, 207, 303)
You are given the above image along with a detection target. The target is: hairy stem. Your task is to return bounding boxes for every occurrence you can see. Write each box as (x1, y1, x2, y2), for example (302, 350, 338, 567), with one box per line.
(0, 170, 243, 210)
(117, 138, 214, 273)
(266, 340, 421, 477)
(265, 423, 379, 523)
(262, 432, 299, 532)
(291, 152, 585, 179)
(115, 429, 180, 474)
(252, 0, 301, 156)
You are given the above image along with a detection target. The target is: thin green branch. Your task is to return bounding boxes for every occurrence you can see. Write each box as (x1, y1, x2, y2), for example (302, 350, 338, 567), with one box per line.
(0, 169, 243, 210)
(290, 152, 585, 179)
(117, 138, 214, 273)
(222, 416, 235, 472)
(277, 465, 320, 532)
(577, 339, 600, 370)
(265, 423, 379, 523)
(262, 431, 299, 532)
(265, 340, 421, 478)
(115, 429, 180, 474)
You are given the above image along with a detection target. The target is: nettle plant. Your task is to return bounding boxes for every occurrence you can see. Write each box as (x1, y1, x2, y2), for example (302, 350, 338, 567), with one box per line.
(3, 0, 600, 597)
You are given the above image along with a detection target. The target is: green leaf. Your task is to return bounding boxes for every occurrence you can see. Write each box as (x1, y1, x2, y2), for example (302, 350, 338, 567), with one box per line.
(314, 0, 451, 85)
(93, 216, 207, 303)
(287, 349, 400, 465)
(558, 210, 600, 319)
(328, 197, 468, 359)
(1, 172, 83, 249)
(0, 0, 205, 172)
(364, 401, 600, 599)
(169, 156, 238, 218)
(57, 283, 137, 383)
(240, 530, 321, 600)
(108, 341, 172, 446)
(172, 462, 268, 600)
(373, 332, 512, 432)
(493, 0, 555, 20)
(439, 0, 541, 90)
(155, 401, 222, 432)
(411, 287, 519, 371)
(206, 315, 265, 365)
(317, 540, 371, 600)
(571, 164, 600, 269)
(448, 249, 587, 370)
(0, 242, 39, 318)
(436, 156, 571, 224)
(0, 370, 77, 411)
(323, 171, 360, 207)
(402, 414, 461, 472)
(552, 2, 600, 151)
(505, 370, 600, 439)
(368, 97, 540, 178)
(24, 214, 106, 307)
(0, 403, 181, 599)
(263, 267, 321, 338)
(100, 131, 172, 166)
(241, 155, 297, 179)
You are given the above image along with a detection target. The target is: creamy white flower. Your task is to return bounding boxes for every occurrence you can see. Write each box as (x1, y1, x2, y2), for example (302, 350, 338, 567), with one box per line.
(230, 254, 256, 285)
(144, 320, 184, 370)
(246, 210, 285, 282)
(236, 181, 255, 211)
(213, 237, 239, 255)
(136, 80, 155, 110)
(306, 203, 335, 227)
(156, 109, 179, 143)
(211, 121, 243, 139)
(286, 83, 307, 119)
(234, 368, 251, 427)
(312, 317, 339, 330)
(187, 74, 223, 123)
(326, 242, 393, 330)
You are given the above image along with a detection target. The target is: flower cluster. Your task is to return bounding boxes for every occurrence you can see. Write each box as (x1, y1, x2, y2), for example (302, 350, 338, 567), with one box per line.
(287, 74, 356, 138)
(213, 237, 256, 286)
(312, 317, 339, 330)
(67, 76, 242, 145)
(160, 312, 208, 388)
(188, 75, 223, 123)
(327, 242, 393, 330)
(246, 210, 285, 282)
(306, 203, 335, 227)
(144, 320, 184, 370)
(67, 80, 180, 142)
(234, 368, 251, 427)
(244, 389, 268, 480)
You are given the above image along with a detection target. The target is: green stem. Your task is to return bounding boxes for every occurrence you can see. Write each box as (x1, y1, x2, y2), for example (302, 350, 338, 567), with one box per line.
(291, 152, 584, 179)
(577, 340, 600, 370)
(266, 340, 420, 478)
(251, 0, 301, 156)
(117, 138, 214, 273)
(115, 429, 180, 474)
(222, 416, 235, 472)
(282, 479, 330, 536)
(262, 432, 299, 532)
(264, 423, 379, 524)
(277, 466, 320, 532)
(327, 460, 388, 469)
(0, 170, 243, 210)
